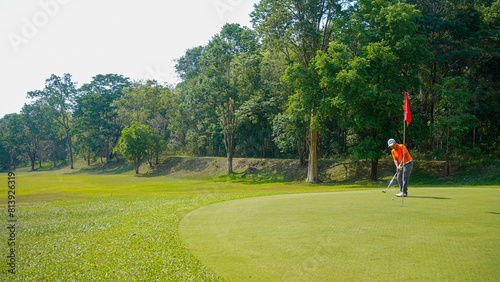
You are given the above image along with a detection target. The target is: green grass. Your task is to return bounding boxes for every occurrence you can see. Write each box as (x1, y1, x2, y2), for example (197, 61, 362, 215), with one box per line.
(180, 189, 500, 281)
(1, 167, 363, 281)
(1, 159, 498, 281)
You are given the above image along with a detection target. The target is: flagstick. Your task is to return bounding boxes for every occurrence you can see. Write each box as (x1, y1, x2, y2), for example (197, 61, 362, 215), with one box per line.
(402, 92, 411, 207)
(402, 118, 406, 208)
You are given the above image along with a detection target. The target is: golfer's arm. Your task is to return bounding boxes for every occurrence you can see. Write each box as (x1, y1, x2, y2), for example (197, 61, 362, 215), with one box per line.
(393, 159, 399, 170)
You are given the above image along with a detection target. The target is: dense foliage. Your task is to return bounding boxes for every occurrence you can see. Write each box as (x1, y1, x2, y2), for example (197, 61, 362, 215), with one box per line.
(1, 0, 498, 181)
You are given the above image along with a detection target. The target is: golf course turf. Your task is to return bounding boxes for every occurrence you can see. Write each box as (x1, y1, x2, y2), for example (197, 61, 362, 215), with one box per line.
(2, 159, 499, 281)
(180, 188, 500, 281)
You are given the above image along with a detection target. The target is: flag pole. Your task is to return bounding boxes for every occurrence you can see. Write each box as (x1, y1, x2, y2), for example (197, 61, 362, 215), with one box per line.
(402, 115, 406, 208)
(402, 92, 410, 207)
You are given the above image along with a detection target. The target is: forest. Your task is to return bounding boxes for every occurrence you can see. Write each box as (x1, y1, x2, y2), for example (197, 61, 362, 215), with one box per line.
(1, 0, 499, 181)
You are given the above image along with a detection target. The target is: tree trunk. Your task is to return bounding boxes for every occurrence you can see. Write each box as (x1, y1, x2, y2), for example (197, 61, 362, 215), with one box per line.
(221, 97, 236, 175)
(306, 128, 319, 182)
(147, 150, 153, 168)
(370, 159, 378, 181)
(134, 158, 140, 174)
(67, 131, 74, 169)
(30, 152, 36, 171)
(105, 146, 111, 164)
(51, 154, 56, 168)
(227, 152, 233, 174)
(227, 133, 234, 174)
(11, 154, 16, 170)
(343, 129, 347, 154)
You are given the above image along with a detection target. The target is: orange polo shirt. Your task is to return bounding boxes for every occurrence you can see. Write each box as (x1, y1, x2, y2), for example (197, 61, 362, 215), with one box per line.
(391, 144, 413, 165)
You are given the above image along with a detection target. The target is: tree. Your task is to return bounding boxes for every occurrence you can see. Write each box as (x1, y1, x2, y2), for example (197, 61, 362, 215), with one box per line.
(115, 80, 172, 164)
(20, 101, 58, 170)
(233, 52, 278, 159)
(433, 77, 478, 176)
(272, 112, 307, 162)
(1, 102, 58, 171)
(191, 24, 259, 173)
(4, 113, 38, 171)
(114, 122, 153, 174)
(75, 74, 131, 165)
(116, 80, 172, 138)
(146, 133, 167, 167)
(0, 115, 23, 169)
(313, 0, 429, 180)
(407, 0, 499, 153)
(73, 93, 110, 166)
(0, 137, 10, 171)
(175, 46, 204, 81)
(27, 74, 77, 169)
(252, 0, 345, 182)
(174, 47, 225, 158)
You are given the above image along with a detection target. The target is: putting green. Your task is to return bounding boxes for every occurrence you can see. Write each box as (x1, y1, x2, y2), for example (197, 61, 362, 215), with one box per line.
(180, 188, 500, 281)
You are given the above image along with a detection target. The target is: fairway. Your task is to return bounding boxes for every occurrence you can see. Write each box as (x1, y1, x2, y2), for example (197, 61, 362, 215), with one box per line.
(180, 188, 500, 281)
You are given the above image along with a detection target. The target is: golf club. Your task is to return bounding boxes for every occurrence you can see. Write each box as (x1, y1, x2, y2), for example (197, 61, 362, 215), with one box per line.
(382, 171, 398, 193)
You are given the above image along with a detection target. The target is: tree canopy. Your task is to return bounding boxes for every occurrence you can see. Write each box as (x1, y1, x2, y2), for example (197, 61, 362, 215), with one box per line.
(1, 0, 498, 181)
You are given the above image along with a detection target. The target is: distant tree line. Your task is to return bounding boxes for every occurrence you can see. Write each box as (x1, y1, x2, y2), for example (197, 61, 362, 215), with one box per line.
(1, 0, 498, 180)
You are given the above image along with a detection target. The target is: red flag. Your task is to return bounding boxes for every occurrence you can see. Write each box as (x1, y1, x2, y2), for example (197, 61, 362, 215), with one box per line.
(404, 92, 411, 126)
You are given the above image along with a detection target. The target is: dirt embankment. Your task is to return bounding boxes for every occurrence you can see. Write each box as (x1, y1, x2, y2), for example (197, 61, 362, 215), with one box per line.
(144, 156, 499, 184)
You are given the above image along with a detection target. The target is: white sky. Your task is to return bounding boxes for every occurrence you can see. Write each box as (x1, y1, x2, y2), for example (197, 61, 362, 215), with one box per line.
(0, 0, 259, 118)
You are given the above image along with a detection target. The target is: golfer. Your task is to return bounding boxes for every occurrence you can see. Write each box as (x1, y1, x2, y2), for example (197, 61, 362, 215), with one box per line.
(388, 139, 413, 197)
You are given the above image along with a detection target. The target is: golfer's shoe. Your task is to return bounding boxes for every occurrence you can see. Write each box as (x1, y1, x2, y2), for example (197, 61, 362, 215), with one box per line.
(395, 192, 407, 197)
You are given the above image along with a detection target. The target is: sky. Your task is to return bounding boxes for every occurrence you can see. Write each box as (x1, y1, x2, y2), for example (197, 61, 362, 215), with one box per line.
(0, 0, 259, 118)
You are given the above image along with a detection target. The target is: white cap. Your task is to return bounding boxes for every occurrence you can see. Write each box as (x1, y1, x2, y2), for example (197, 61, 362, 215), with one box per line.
(388, 139, 396, 147)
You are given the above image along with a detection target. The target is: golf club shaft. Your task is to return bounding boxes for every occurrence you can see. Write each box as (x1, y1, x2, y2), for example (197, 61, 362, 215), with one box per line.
(383, 171, 398, 193)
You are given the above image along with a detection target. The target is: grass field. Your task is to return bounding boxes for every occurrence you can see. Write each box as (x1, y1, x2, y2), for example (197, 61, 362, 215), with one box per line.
(180, 189, 500, 281)
(1, 158, 499, 281)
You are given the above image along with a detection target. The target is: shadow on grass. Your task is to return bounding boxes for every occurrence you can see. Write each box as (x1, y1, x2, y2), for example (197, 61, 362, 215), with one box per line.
(487, 212, 500, 215)
(408, 196, 451, 200)
(140, 157, 222, 178)
(67, 159, 134, 175)
(28, 160, 69, 172)
(215, 172, 297, 185)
